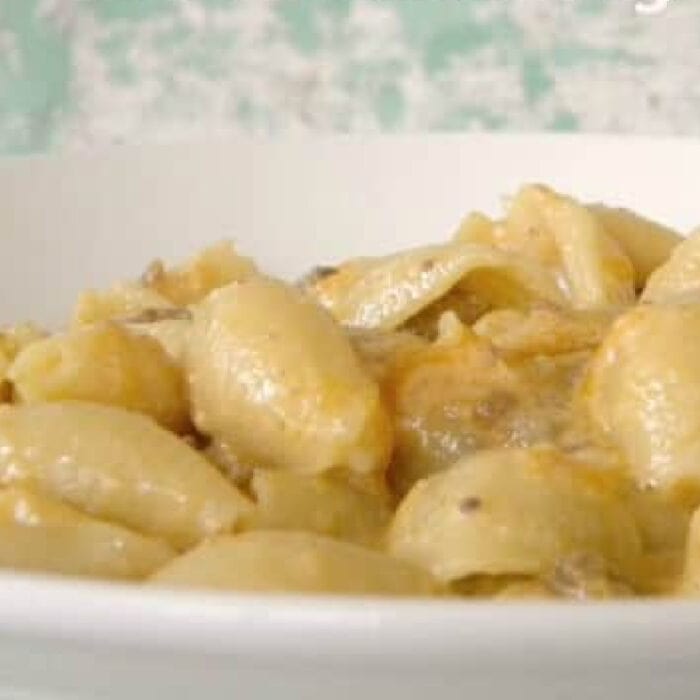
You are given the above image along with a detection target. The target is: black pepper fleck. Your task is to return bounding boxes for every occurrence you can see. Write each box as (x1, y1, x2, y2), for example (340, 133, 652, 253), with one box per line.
(140, 259, 165, 286)
(458, 496, 482, 514)
(122, 307, 192, 323)
(298, 265, 339, 287)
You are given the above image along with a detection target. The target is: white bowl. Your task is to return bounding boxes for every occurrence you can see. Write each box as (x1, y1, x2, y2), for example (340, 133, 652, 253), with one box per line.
(0, 134, 699, 700)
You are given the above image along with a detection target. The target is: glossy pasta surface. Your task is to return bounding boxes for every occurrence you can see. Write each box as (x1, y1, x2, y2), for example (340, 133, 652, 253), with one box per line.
(1, 184, 698, 600)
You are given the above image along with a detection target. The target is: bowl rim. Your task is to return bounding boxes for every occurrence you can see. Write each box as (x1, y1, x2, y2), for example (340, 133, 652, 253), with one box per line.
(1, 569, 700, 665)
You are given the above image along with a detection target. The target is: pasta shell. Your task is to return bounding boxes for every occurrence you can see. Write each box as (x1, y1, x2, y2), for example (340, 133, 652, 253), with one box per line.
(0, 351, 9, 403)
(306, 241, 565, 331)
(0, 524, 173, 581)
(247, 470, 391, 546)
(505, 185, 635, 309)
(590, 204, 682, 289)
(583, 304, 700, 496)
(383, 324, 558, 494)
(0, 485, 92, 526)
(387, 447, 640, 583)
(187, 277, 391, 480)
(473, 306, 618, 359)
(452, 211, 498, 247)
(347, 327, 428, 385)
(454, 562, 631, 600)
(642, 230, 700, 303)
(0, 323, 47, 361)
(73, 283, 175, 326)
(0, 486, 174, 579)
(452, 575, 557, 599)
(0, 324, 47, 402)
(0, 402, 253, 548)
(543, 552, 633, 600)
(141, 241, 257, 306)
(151, 530, 441, 596)
(123, 318, 191, 365)
(680, 509, 700, 596)
(629, 486, 689, 595)
(9, 323, 189, 433)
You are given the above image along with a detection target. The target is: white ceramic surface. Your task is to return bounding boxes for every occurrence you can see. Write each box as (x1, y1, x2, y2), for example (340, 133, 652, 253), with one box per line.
(0, 134, 699, 699)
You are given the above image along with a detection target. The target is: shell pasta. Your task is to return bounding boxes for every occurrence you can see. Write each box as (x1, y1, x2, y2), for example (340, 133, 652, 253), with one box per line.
(0, 183, 698, 600)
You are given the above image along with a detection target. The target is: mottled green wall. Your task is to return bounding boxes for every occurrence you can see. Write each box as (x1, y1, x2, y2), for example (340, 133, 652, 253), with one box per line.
(0, 0, 696, 153)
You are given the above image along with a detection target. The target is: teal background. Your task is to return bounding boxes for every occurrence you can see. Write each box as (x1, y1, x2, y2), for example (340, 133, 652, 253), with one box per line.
(0, 0, 697, 153)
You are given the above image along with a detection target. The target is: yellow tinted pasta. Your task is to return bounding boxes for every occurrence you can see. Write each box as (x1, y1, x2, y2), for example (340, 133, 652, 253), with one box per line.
(627, 490, 690, 593)
(0, 486, 175, 579)
(584, 304, 700, 496)
(452, 575, 556, 599)
(141, 241, 257, 306)
(123, 318, 191, 364)
(0, 182, 694, 598)
(0, 350, 9, 402)
(202, 438, 258, 489)
(388, 448, 640, 584)
(642, 230, 700, 303)
(0, 487, 176, 579)
(0, 524, 173, 580)
(0, 323, 47, 401)
(452, 211, 498, 246)
(454, 561, 630, 600)
(9, 323, 189, 432)
(348, 328, 428, 382)
(384, 321, 557, 494)
(505, 185, 635, 309)
(590, 204, 682, 288)
(306, 241, 565, 330)
(0, 486, 92, 526)
(73, 282, 175, 326)
(472, 306, 617, 359)
(188, 277, 391, 481)
(0, 323, 47, 360)
(0, 402, 252, 548)
(680, 509, 700, 596)
(151, 531, 441, 596)
(247, 470, 391, 546)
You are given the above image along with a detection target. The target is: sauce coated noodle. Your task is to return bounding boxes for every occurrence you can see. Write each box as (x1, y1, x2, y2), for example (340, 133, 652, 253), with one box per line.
(0, 191, 696, 599)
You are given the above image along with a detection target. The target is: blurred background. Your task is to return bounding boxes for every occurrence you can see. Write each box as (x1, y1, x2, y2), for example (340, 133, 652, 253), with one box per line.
(0, 0, 697, 154)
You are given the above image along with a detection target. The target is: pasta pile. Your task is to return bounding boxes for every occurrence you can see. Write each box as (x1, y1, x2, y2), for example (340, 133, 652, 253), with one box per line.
(2, 183, 700, 600)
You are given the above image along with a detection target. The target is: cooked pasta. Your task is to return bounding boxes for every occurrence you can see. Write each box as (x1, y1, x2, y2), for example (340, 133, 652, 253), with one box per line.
(387, 447, 640, 585)
(589, 204, 682, 288)
(0, 183, 696, 600)
(9, 322, 189, 432)
(0, 525, 173, 580)
(583, 304, 700, 495)
(507, 185, 636, 309)
(151, 531, 441, 596)
(384, 318, 549, 495)
(641, 230, 700, 303)
(247, 470, 391, 546)
(140, 241, 257, 306)
(305, 241, 565, 330)
(73, 283, 176, 326)
(122, 317, 191, 365)
(187, 276, 391, 482)
(0, 323, 47, 402)
(0, 487, 174, 579)
(680, 509, 700, 596)
(0, 402, 252, 548)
